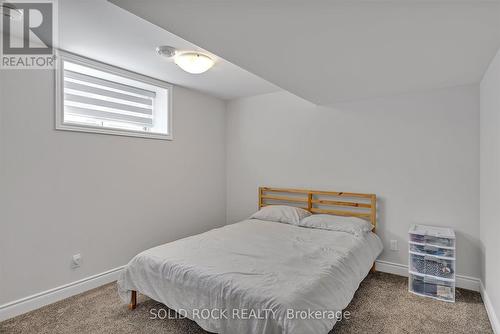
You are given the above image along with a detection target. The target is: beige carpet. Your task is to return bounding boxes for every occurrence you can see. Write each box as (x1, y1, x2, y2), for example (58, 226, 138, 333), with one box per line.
(0, 272, 492, 334)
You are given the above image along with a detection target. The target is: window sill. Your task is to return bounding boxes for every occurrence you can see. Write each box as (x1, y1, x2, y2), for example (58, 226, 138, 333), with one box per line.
(55, 122, 173, 141)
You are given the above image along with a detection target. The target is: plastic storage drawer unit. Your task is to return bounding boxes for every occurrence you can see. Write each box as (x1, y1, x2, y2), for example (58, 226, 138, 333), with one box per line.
(408, 224, 456, 302)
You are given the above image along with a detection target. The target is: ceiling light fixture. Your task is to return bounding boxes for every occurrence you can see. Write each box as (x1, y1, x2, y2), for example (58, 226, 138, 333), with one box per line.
(1, 3, 23, 21)
(156, 45, 215, 74)
(174, 52, 214, 74)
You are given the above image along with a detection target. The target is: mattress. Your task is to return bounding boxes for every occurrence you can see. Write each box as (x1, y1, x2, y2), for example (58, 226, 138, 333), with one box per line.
(117, 219, 383, 334)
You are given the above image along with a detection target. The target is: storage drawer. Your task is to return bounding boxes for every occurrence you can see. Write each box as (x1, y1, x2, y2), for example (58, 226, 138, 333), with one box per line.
(410, 274, 455, 301)
(410, 253, 454, 279)
(409, 233, 425, 244)
(409, 244, 455, 258)
(409, 233, 455, 248)
(424, 235, 454, 248)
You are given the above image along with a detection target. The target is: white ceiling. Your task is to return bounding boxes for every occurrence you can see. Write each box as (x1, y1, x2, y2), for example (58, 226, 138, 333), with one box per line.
(59, 0, 278, 100)
(110, 0, 500, 105)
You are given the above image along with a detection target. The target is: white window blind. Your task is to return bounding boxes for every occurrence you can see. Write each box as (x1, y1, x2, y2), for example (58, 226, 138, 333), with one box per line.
(56, 51, 173, 140)
(64, 70, 155, 127)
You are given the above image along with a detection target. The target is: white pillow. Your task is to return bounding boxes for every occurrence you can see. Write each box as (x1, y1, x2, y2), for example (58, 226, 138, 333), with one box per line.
(298, 214, 373, 236)
(250, 205, 311, 225)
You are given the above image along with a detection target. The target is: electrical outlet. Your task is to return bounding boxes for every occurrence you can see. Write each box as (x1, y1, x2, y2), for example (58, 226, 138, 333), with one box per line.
(71, 254, 82, 269)
(390, 240, 398, 251)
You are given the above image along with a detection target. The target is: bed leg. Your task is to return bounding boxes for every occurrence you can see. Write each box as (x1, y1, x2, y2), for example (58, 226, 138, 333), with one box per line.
(128, 290, 137, 310)
(370, 263, 376, 273)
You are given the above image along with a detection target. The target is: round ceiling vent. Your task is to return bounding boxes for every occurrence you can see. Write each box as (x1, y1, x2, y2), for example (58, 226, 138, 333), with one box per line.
(156, 46, 177, 58)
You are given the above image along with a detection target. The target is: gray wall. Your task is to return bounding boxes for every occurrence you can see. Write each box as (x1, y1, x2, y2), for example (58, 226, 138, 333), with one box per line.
(480, 48, 500, 324)
(226, 85, 480, 278)
(0, 67, 5, 296)
(0, 69, 485, 306)
(0, 69, 227, 304)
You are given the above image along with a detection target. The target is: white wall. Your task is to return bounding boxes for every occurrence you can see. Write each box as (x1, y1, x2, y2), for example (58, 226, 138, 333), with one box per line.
(226, 85, 480, 278)
(480, 48, 500, 327)
(0, 69, 227, 305)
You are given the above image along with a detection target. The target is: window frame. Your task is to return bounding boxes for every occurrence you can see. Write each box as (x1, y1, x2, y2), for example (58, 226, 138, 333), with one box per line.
(55, 51, 173, 140)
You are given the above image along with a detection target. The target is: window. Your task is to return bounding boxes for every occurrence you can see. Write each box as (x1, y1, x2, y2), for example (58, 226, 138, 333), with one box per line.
(56, 51, 172, 140)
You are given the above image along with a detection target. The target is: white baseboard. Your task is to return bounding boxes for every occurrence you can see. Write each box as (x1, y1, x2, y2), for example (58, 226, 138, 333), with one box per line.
(480, 281, 500, 334)
(0, 266, 124, 322)
(375, 259, 408, 276)
(374, 260, 480, 292)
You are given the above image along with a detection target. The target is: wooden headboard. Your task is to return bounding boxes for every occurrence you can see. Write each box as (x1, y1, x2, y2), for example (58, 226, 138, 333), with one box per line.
(259, 187, 377, 230)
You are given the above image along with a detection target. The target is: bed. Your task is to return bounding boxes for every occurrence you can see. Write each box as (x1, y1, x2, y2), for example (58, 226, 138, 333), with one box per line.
(117, 187, 383, 334)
